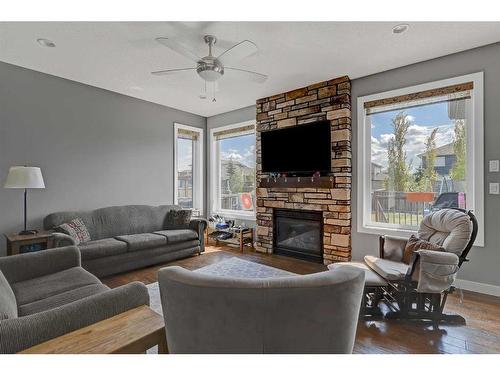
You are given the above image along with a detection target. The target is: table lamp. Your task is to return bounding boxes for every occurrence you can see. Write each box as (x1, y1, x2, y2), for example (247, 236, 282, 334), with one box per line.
(4, 166, 45, 235)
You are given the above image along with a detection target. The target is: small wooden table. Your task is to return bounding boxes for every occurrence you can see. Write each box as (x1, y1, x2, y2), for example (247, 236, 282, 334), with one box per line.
(20, 305, 168, 354)
(206, 226, 254, 252)
(5, 230, 55, 256)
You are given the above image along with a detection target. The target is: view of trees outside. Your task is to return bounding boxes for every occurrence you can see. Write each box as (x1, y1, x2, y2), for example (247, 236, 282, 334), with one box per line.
(370, 99, 468, 227)
(219, 134, 256, 212)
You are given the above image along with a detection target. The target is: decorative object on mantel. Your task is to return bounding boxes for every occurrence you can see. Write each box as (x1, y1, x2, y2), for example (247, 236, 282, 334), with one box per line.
(4, 166, 45, 235)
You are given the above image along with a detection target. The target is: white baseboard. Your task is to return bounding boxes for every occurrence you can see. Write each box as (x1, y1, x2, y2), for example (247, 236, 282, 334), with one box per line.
(454, 278, 500, 297)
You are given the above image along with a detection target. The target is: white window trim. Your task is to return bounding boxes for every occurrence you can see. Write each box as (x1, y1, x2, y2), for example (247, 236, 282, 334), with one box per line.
(173, 123, 204, 214)
(210, 120, 256, 220)
(357, 72, 484, 246)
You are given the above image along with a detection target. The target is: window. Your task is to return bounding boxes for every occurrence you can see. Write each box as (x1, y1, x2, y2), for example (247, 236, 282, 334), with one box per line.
(174, 123, 203, 214)
(357, 73, 484, 245)
(210, 121, 256, 219)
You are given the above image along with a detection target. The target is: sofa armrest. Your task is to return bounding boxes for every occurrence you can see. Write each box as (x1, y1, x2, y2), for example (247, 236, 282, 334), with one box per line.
(0, 281, 149, 353)
(0, 246, 81, 284)
(379, 235, 408, 261)
(190, 218, 208, 253)
(51, 232, 77, 248)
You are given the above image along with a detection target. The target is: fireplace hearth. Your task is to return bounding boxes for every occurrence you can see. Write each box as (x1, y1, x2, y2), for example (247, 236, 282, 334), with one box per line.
(273, 209, 323, 263)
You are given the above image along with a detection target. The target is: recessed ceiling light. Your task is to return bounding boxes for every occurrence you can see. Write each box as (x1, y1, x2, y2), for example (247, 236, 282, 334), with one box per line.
(392, 24, 409, 34)
(37, 38, 56, 48)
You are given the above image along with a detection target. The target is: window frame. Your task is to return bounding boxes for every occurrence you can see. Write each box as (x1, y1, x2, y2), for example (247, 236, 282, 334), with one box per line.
(173, 123, 204, 214)
(209, 120, 256, 220)
(357, 72, 484, 246)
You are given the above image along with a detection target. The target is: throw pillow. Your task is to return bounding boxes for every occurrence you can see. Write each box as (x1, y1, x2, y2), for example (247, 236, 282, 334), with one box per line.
(165, 209, 192, 229)
(403, 234, 444, 264)
(55, 218, 91, 245)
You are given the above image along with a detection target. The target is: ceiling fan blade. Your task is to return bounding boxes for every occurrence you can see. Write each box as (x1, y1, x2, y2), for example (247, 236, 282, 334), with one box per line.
(151, 68, 196, 76)
(225, 67, 268, 84)
(217, 40, 258, 65)
(155, 37, 201, 63)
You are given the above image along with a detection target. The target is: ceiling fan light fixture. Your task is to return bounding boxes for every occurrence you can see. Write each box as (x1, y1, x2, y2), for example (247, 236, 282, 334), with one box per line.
(392, 24, 409, 34)
(37, 38, 56, 48)
(197, 68, 223, 82)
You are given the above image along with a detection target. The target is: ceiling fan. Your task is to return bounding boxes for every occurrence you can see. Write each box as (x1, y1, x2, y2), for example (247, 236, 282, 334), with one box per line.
(152, 35, 267, 100)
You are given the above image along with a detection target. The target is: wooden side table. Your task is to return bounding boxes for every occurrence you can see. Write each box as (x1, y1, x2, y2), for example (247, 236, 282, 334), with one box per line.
(206, 226, 254, 252)
(20, 305, 168, 354)
(5, 230, 55, 256)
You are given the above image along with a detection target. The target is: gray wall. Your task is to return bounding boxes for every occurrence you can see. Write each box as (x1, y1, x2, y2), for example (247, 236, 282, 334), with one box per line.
(206, 105, 256, 228)
(206, 43, 500, 288)
(0, 62, 206, 256)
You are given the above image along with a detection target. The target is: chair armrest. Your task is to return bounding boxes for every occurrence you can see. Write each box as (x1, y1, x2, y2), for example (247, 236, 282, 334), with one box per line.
(0, 281, 149, 353)
(379, 235, 408, 261)
(190, 218, 208, 253)
(0, 246, 81, 284)
(51, 232, 77, 248)
(406, 250, 460, 292)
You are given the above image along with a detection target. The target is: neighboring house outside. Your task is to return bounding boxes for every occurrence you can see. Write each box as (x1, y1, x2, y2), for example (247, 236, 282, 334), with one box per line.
(177, 169, 193, 208)
(371, 162, 388, 191)
(419, 143, 456, 177)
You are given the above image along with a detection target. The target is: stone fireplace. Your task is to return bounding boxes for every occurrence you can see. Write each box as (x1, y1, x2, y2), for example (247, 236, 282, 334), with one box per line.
(255, 76, 352, 264)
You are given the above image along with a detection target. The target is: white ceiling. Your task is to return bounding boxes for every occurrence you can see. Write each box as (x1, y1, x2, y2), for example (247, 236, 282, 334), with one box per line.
(1, 22, 500, 117)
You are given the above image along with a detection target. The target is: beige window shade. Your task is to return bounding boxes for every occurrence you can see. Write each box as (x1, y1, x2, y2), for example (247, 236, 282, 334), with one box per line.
(213, 124, 255, 141)
(364, 82, 473, 114)
(178, 128, 200, 140)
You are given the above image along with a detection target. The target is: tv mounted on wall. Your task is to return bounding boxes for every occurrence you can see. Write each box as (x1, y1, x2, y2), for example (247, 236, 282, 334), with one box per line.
(261, 120, 331, 175)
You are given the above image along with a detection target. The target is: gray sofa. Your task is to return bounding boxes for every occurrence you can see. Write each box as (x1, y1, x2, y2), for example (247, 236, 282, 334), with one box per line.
(158, 265, 365, 353)
(44, 205, 207, 278)
(0, 246, 149, 353)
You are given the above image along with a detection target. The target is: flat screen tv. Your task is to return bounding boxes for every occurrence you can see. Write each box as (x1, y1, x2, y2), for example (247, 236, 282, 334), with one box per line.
(261, 120, 331, 175)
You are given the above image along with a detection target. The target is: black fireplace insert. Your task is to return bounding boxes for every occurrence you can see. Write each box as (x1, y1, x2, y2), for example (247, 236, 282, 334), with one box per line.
(273, 209, 323, 263)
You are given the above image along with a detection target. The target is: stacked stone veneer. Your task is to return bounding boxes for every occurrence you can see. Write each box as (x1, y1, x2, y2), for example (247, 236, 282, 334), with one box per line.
(255, 76, 352, 263)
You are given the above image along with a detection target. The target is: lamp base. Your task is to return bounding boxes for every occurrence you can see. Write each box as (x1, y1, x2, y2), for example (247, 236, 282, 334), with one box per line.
(18, 229, 38, 236)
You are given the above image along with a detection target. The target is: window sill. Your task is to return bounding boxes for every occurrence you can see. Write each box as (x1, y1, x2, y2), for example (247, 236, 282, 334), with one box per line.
(213, 210, 256, 221)
(357, 223, 416, 239)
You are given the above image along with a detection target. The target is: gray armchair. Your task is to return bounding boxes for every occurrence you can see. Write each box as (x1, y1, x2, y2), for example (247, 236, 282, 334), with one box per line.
(0, 246, 149, 353)
(158, 266, 365, 353)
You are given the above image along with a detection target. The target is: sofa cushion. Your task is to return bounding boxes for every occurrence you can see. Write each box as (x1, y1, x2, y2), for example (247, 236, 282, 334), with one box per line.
(154, 229, 199, 244)
(0, 269, 17, 320)
(164, 209, 192, 229)
(11, 267, 102, 307)
(55, 217, 91, 245)
(18, 283, 109, 316)
(78, 238, 128, 260)
(115, 233, 168, 252)
(364, 255, 410, 281)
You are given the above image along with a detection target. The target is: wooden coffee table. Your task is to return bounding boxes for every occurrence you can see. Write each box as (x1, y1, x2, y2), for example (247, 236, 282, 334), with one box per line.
(20, 305, 168, 354)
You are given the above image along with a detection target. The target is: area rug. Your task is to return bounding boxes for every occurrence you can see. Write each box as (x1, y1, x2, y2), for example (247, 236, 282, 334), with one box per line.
(146, 257, 296, 315)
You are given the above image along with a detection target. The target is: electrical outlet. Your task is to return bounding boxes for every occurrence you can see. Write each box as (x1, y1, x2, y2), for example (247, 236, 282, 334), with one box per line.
(489, 160, 499, 172)
(489, 182, 500, 195)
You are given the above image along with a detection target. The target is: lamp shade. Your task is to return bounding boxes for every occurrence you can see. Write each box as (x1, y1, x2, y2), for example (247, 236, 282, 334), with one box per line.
(4, 166, 45, 189)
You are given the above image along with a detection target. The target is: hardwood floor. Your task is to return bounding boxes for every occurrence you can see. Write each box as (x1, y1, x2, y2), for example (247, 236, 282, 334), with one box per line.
(102, 245, 500, 354)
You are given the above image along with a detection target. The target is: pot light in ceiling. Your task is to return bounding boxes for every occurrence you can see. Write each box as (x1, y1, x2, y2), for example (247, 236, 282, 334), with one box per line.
(37, 38, 56, 48)
(392, 24, 409, 34)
